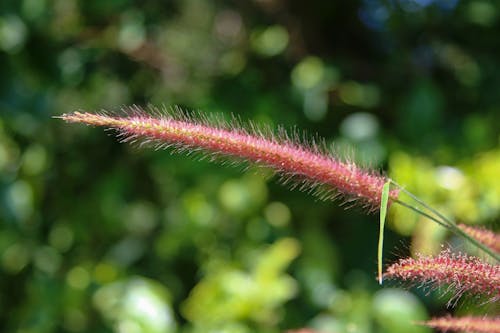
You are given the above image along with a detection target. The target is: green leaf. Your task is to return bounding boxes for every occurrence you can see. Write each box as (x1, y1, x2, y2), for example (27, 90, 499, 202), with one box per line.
(378, 180, 391, 284)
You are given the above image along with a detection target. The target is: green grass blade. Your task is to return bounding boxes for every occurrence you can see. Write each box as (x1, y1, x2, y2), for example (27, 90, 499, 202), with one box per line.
(378, 180, 391, 285)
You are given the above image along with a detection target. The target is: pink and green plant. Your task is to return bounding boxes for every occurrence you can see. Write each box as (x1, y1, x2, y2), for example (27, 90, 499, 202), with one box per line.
(58, 105, 500, 332)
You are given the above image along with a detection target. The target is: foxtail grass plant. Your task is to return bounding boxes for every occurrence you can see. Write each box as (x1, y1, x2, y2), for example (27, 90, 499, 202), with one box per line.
(58, 105, 499, 332)
(57, 106, 399, 210)
(56, 106, 499, 261)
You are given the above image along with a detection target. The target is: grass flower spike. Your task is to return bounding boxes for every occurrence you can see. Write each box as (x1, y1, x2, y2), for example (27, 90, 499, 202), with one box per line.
(384, 249, 500, 303)
(58, 106, 399, 210)
(458, 224, 500, 254)
(422, 315, 500, 333)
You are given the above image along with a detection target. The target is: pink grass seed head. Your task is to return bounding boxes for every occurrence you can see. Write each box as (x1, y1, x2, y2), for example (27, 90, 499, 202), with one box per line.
(384, 249, 500, 304)
(458, 224, 500, 254)
(422, 315, 500, 333)
(58, 106, 399, 211)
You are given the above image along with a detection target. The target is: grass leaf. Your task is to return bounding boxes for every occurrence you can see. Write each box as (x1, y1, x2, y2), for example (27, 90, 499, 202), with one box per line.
(378, 180, 391, 284)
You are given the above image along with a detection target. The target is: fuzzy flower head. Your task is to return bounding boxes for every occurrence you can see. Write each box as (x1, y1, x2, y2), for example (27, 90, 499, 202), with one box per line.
(384, 249, 500, 304)
(458, 224, 500, 254)
(58, 106, 399, 210)
(422, 315, 500, 333)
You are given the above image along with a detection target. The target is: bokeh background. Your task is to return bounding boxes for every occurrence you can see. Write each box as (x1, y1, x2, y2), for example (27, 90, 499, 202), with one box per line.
(1, 0, 499, 332)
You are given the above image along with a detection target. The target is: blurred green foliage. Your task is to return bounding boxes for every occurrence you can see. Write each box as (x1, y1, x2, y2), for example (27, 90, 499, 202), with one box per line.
(390, 148, 500, 255)
(1, 0, 499, 332)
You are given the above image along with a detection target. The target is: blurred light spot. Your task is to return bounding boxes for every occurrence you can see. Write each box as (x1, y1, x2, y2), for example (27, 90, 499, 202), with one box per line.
(340, 112, 379, 141)
(250, 25, 289, 57)
(58, 48, 84, 85)
(63, 308, 87, 332)
(219, 176, 267, 215)
(340, 81, 364, 103)
(22, 144, 49, 176)
(435, 166, 465, 190)
(291, 56, 325, 90)
(93, 283, 120, 318)
(94, 262, 118, 284)
(67, 266, 90, 290)
(214, 10, 243, 45)
(126, 285, 172, 329)
(0, 15, 27, 53)
(309, 280, 336, 308)
(22, 0, 47, 21)
(264, 202, 291, 227)
(223, 271, 254, 296)
(467, 1, 497, 26)
(123, 201, 158, 235)
(356, 139, 386, 166)
(1, 242, 30, 273)
(309, 314, 343, 333)
(244, 175, 268, 206)
(330, 290, 353, 313)
(339, 81, 380, 108)
(6, 180, 34, 222)
(303, 88, 328, 121)
(118, 12, 145, 52)
(183, 191, 215, 225)
(219, 180, 248, 213)
(117, 320, 141, 333)
(359, 0, 389, 30)
(34, 246, 61, 274)
(246, 217, 270, 241)
(49, 224, 74, 252)
(108, 237, 146, 267)
(373, 288, 429, 331)
(93, 277, 176, 333)
(219, 51, 246, 75)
